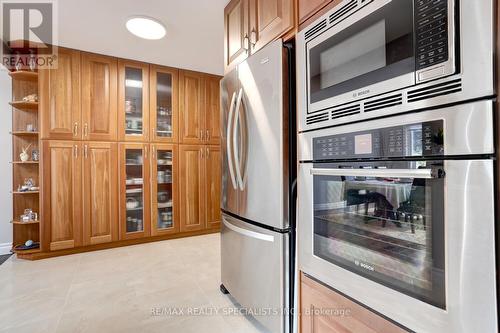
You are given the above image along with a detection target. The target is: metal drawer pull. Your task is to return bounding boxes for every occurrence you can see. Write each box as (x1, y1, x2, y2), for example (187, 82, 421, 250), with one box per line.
(222, 217, 274, 242)
(310, 168, 436, 179)
(84, 145, 88, 159)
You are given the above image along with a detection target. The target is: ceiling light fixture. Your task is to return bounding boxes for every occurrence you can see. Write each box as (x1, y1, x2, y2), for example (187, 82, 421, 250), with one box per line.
(126, 16, 166, 40)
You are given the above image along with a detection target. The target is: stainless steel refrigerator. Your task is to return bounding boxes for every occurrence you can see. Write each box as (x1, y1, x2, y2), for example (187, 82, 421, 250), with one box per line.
(219, 39, 296, 333)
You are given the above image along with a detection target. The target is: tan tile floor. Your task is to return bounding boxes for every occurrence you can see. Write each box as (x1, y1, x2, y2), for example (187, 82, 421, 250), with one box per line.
(0, 234, 267, 333)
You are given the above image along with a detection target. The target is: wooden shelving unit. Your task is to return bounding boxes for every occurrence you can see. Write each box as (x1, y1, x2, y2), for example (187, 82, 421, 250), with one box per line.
(10, 69, 41, 256)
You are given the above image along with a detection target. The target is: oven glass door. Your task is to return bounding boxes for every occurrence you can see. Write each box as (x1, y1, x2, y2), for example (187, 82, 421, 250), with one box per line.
(312, 161, 445, 309)
(308, 0, 415, 106)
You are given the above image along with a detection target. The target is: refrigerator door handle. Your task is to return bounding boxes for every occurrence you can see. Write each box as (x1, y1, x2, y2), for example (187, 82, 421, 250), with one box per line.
(222, 216, 274, 242)
(233, 88, 246, 191)
(227, 91, 238, 190)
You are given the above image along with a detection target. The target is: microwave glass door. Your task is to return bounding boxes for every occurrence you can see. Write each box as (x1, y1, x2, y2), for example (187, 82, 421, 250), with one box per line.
(312, 162, 445, 309)
(308, 0, 415, 105)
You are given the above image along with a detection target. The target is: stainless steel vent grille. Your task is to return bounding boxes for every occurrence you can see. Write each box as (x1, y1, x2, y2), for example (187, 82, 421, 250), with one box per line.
(364, 93, 403, 112)
(304, 19, 327, 40)
(407, 79, 462, 103)
(306, 112, 329, 125)
(329, 0, 358, 26)
(331, 104, 361, 119)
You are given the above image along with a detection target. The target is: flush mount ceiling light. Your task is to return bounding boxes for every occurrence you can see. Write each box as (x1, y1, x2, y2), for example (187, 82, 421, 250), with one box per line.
(126, 16, 166, 40)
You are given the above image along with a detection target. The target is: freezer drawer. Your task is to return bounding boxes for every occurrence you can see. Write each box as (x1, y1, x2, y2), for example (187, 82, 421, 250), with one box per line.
(221, 214, 289, 333)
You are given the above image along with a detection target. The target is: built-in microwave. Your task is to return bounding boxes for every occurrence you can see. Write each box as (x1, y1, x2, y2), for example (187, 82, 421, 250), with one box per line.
(297, 101, 498, 333)
(297, 0, 495, 132)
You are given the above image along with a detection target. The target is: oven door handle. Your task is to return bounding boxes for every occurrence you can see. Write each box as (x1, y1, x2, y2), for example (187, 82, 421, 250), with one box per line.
(310, 168, 436, 179)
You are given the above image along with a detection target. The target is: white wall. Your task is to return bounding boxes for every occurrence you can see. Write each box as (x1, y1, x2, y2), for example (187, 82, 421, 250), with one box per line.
(0, 68, 12, 254)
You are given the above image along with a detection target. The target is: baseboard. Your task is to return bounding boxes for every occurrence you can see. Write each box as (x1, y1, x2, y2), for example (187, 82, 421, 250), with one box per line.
(0, 243, 12, 255)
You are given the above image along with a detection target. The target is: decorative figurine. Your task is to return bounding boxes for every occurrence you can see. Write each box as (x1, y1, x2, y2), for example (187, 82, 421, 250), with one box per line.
(20, 144, 31, 162)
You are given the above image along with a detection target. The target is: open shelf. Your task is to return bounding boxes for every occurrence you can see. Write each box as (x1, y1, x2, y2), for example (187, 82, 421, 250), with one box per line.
(9, 101, 38, 111)
(11, 220, 40, 225)
(10, 131, 39, 137)
(8, 71, 38, 82)
(12, 191, 39, 195)
(11, 246, 41, 255)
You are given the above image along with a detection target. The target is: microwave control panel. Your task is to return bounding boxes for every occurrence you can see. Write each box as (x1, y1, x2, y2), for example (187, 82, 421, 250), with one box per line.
(415, 0, 449, 70)
(313, 120, 444, 160)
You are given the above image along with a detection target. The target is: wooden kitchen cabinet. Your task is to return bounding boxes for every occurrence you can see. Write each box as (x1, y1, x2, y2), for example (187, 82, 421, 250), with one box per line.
(179, 71, 222, 145)
(249, 0, 294, 53)
(204, 75, 222, 145)
(118, 60, 150, 142)
(40, 48, 81, 140)
(82, 142, 118, 245)
(301, 273, 407, 333)
(119, 143, 151, 240)
(42, 141, 82, 251)
(150, 65, 179, 143)
(179, 145, 221, 232)
(299, 0, 333, 24)
(151, 144, 179, 236)
(224, 0, 250, 72)
(205, 146, 222, 229)
(179, 71, 204, 144)
(179, 145, 205, 232)
(81, 53, 118, 141)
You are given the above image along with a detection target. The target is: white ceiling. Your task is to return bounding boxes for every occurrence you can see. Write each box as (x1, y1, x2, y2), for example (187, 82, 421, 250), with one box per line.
(57, 0, 227, 75)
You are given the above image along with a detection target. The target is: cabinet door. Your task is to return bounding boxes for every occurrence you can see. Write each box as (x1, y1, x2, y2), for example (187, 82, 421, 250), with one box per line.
(179, 71, 204, 144)
(301, 273, 407, 333)
(81, 53, 118, 141)
(118, 60, 150, 142)
(179, 145, 205, 232)
(205, 146, 221, 229)
(249, 0, 294, 53)
(299, 0, 333, 24)
(40, 48, 81, 140)
(150, 65, 179, 143)
(119, 143, 151, 240)
(151, 144, 179, 236)
(204, 75, 222, 145)
(42, 141, 82, 251)
(224, 0, 250, 72)
(82, 142, 118, 245)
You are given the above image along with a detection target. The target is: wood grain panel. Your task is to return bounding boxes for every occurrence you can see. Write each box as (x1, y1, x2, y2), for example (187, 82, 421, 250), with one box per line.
(300, 273, 408, 333)
(42, 141, 82, 251)
(298, 0, 333, 24)
(299, 0, 342, 31)
(179, 145, 204, 232)
(224, 0, 249, 73)
(83, 142, 118, 245)
(204, 75, 222, 145)
(179, 71, 204, 144)
(81, 53, 118, 141)
(205, 146, 221, 229)
(249, 0, 294, 53)
(40, 48, 81, 140)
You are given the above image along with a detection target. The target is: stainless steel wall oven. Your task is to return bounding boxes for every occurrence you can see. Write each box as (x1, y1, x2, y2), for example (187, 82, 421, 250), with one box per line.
(298, 101, 497, 332)
(297, 0, 495, 131)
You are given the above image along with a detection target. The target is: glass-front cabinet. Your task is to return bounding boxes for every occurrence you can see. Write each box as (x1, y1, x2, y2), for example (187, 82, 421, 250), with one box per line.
(118, 60, 150, 141)
(151, 144, 178, 235)
(150, 65, 178, 143)
(119, 143, 151, 239)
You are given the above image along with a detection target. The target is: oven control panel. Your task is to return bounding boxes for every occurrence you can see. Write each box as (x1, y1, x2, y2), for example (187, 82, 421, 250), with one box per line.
(313, 120, 444, 160)
(415, 0, 449, 70)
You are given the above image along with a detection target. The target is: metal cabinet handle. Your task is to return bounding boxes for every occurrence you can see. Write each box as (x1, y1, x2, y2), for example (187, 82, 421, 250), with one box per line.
(152, 128, 155, 138)
(309, 168, 436, 179)
(206, 147, 210, 159)
(206, 130, 210, 141)
(250, 28, 257, 47)
(144, 146, 148, 159)
(84, 145, 88, 159)
(73, 122, 79, 137)
(83, 123, 88, 137)
(243, 34, 249, 53)
(200, 147, 204, 159)
(74, 145, 78, 158)
(152, 146, 156, 160)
